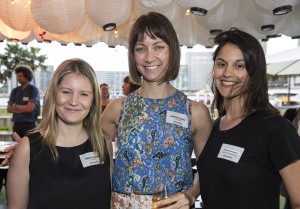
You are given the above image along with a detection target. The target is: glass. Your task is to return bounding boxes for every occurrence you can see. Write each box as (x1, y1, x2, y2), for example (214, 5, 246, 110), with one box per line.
(152, 185, 174, 209)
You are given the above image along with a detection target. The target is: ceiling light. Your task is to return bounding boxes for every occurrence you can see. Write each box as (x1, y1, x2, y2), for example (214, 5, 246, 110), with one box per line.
(8, 38, 19, 42)
(292, 36, 300, 39)
(261, 24, 275, 31)
(210, 29, 222, 35)
(43, 39, 51, 43)
(103, 23, 116, 31)
(190, 7, 207, 16)
(273, 5, 292, 15)
(266, 34, 281, 39)
(261, 38, 269, 42)
(205, 45, 213, 49)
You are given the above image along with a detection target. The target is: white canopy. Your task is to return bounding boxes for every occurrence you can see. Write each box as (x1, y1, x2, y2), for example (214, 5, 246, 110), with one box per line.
(267, 47, 300, 75)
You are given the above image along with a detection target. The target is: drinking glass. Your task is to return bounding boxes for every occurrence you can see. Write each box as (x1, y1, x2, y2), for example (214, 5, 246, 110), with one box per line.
(152, 185, 173, 208)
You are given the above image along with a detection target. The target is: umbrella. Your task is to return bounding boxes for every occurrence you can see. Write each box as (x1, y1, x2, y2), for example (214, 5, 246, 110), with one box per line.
(267, 59, 300, 76)
(266, 47, 300, 104)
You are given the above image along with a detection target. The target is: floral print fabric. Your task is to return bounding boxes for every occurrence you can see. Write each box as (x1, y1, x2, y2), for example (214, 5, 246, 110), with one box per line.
(113, 90, 193, 195)
(111, 192, 152, 209)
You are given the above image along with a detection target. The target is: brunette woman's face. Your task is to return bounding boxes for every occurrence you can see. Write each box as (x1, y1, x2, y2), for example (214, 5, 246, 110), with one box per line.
(134, 33, 170, 83)
(122, 81, 131, 95)
(213, 43, 248, 98)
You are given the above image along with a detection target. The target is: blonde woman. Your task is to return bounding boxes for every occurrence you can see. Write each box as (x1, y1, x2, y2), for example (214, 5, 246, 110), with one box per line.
(7, 58, 112, 209)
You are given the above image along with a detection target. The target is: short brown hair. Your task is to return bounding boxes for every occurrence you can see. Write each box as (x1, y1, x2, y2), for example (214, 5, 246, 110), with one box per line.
(128, 12, 180, 84)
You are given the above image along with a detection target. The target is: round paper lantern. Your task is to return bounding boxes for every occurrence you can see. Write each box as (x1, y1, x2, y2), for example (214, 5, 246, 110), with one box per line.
(78, 14, 103, 41)
(175, 0, 221, 15)
(85, 0, 131, 31)
(137, 0, 172, 9)
(0, 0, 38, 31)
(135, 1, 182, 24)
(254, 0, 300, 11)
(49, 31, 88, 44)
(30, 0, 85, 34)
(173, 12, 211, 47)
(0, 19, 31, 41)
(196, 0, 238, 34)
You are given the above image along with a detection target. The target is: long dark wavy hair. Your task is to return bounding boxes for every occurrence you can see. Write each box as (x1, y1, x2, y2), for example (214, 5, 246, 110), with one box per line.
(211, 28, 279, 119)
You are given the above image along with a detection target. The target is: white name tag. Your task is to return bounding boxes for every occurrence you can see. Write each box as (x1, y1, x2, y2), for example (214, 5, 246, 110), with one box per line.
(217, 143, 244, 163)
(79, 152, 102, 168)
(166, 110, 188, 128)
(23, 96, 29, 101)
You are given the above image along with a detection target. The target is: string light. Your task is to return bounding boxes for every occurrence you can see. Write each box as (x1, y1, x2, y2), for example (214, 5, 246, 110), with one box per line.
(114, 29, 119, 38)
(186, 9, 190, 16)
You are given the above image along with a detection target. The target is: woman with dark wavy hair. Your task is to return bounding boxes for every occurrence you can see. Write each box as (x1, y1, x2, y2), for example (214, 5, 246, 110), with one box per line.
(197, 28, 300, 209)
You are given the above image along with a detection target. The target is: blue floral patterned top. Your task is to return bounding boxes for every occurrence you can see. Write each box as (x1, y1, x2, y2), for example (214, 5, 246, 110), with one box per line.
(112, 89, 193, 195)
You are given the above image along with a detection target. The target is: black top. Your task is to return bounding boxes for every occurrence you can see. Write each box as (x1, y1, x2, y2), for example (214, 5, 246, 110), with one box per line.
(27, 132, 111, 209)
(197, 114, 300, 209)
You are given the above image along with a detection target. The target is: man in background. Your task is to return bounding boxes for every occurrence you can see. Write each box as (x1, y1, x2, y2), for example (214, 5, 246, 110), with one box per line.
(7, 65, 40, 138)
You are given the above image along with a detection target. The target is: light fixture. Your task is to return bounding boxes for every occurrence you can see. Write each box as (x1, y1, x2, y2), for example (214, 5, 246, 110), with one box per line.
(210, 29, 222, 35)
(205, 45, 213, 49)
(8, 38, 19, 42)
(190, 7, 207, 16)
(43, 39, 51, 43)
(292, 36, 300, 39)
(261, 38, 269, 42)
(261, 24, 275, 31)
(273, 5, 292, 15)
(103, 23, 116, 31)
(266, 34, 281, 39)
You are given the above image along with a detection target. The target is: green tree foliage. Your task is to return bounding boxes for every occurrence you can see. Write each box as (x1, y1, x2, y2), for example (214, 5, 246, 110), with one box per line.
(0, 43, 47, 84)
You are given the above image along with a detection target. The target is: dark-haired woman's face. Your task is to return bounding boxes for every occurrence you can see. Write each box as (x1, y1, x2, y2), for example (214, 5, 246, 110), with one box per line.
(213, 43, 248, 98)
(134, 33, 169, 83)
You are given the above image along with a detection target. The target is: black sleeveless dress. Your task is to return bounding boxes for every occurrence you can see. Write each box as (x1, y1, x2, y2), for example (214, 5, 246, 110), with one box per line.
(27, 132, 111, 209)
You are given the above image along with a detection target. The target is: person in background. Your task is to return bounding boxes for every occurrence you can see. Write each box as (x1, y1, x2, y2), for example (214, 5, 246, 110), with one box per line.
(282, 107, 300, 209)
(7, 58, 112, 209)
(100, 83, 110, 111)
(197, 28, 300, 209)
(101, 12, 212, 209)
(122, 75, 141, 96)
(7, 65, 40, 138)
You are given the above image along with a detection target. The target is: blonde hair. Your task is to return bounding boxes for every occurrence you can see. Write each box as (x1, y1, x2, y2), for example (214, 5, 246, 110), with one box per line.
(35, 58, 107, 161)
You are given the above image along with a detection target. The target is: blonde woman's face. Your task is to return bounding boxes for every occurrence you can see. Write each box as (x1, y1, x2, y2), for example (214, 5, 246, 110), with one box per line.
(55, 73, 93, 125)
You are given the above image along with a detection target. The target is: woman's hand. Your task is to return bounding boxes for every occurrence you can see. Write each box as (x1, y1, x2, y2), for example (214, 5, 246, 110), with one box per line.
(0, 132, 21, 166)
(155, 191, 191, 209)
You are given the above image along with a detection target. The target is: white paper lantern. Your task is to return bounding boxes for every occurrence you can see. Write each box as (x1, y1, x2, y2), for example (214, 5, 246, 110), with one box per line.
(49, 31, 88, 44)
(173, 11, 211, 47)
(135, 1, 182, 23)
(78, 14, 103, 41)
(85, 0, 132, 31)
(0, 19, 31, 41)
(195, 0, 238, 34)
(30, 0, 85, 34)
(0, 0, 38, 31)
(137, 0, 172, 8)
(254, 0, 300, 11)
(175, 0, 221, 15)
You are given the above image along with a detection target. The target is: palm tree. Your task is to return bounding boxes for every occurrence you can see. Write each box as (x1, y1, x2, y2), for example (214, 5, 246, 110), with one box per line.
(0, 43, 47, 84)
